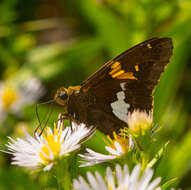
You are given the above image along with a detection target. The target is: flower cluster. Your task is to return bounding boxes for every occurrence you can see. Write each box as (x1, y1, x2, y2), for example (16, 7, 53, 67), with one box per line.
(3, 109, 179, 189)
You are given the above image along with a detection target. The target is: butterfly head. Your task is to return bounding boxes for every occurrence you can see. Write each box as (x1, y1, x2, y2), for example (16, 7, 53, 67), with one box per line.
(54, 87, 69, 106)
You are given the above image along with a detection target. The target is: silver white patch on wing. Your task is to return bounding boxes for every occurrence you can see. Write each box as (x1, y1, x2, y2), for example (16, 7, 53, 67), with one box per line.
(110, 82, 129, 122)
(120, 82, 126, 91)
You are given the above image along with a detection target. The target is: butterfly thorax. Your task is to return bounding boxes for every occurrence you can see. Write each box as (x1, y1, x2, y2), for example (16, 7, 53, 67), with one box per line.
(55, 85, 96, 125)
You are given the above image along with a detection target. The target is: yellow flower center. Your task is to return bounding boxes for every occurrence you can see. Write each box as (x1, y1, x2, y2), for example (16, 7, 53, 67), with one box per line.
(39, 124, 64, 164)
(1, 88, 18, 109)
(106, 132, 129, 154)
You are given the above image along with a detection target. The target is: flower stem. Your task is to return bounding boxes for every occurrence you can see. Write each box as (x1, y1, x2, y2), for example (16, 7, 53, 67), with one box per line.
(56, 158, 71, 190)
(133, 136, 144, 152)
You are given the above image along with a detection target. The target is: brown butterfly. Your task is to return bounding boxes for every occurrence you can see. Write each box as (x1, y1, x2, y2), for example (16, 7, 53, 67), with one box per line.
(54, 38, 173, 135)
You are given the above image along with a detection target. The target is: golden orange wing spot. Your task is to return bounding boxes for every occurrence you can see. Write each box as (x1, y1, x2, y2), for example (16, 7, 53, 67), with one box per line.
(109, 61, 137, 80)
(111, 70, 125, 78)
(111, 61, 121, 69)
(117, 72, 137, 80)
(147, 43, 152, 48)
(135, 65, 139, 71)
(109, 64, 121, 75)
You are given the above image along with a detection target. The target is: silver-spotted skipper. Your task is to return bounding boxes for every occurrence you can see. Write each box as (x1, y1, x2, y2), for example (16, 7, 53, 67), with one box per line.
(54, 38, 173, 135)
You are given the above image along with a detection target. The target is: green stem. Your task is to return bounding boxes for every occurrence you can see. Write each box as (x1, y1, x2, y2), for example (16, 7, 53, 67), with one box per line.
(63, 158, 71, 190)
(133, 136, 144, 152)
(56, 158, 71, 190)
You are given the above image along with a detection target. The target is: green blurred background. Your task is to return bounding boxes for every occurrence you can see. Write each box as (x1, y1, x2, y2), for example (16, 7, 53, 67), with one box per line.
(0, 0, 191, 189)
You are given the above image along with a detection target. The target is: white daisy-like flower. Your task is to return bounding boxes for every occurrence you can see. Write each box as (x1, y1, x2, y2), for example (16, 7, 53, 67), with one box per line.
(5, 122, 95, 171)
(0, 77, 45, 121)
(79, 132, 129, 166)
(128, 110, 153, 135)
(73, 164, 161, 190)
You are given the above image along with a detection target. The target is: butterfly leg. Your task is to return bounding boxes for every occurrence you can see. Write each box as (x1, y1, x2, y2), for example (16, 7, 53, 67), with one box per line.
(58, 112, 75, 132)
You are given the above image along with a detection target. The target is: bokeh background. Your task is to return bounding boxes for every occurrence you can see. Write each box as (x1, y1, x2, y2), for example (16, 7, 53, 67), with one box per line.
(0, 0, 191, 189)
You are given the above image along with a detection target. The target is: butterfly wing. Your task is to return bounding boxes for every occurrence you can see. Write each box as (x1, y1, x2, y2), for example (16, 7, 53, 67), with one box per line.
(79, 38, 173, 134)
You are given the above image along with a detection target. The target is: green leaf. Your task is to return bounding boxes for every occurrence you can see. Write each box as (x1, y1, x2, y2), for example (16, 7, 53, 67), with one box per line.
(162, 177, 178, 190)
(147, 141, 169, 168)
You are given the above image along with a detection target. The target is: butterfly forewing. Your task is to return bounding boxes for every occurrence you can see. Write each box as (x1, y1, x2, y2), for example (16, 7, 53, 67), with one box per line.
(77, 38, 173, 134)
(81, 38, 172, 90)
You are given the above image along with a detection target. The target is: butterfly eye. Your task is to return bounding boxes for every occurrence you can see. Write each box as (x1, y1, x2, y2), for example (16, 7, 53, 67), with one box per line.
(59, 92, 68, 101)
(54, 88, 69, 106)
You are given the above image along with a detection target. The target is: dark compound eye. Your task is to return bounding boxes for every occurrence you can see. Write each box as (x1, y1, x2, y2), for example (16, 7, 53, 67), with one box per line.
(59, 92, 68, 100)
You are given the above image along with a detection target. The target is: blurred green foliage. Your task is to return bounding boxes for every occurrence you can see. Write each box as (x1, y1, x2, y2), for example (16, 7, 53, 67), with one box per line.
(0, 0, 191, 189)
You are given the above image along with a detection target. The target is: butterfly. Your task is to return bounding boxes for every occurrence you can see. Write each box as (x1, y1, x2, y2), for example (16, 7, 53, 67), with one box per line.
(54, 38, 173, 135)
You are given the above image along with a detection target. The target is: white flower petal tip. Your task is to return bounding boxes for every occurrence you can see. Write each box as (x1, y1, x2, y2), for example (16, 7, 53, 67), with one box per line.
(73, 164, 161, 190)
(128, 109, 153, 134)
(5, 121, 95, 171)
(79, 131, 129, 166)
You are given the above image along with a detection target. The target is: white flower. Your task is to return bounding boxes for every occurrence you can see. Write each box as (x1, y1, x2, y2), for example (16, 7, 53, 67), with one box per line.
(73, 164, 161, 190)
(128, 110, 153, 134)
(0, 77, 45, 121)
(5, 122, 95, 171)
(79, 132, 129, 166)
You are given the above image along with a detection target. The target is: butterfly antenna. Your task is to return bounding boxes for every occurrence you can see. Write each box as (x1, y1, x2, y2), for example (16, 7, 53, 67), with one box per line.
(34, 99, 55, 136)
(36, 103, 41, 128)
(34, 104, 43, 136)
(39, 102, 54, 136)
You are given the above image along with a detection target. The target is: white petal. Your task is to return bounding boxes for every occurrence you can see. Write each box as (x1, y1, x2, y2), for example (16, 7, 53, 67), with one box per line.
(95, 172, 107, 190)
(106, 167, 115, 189)
(116, 164, 123, 185)
(137, 168, 153, 190)
(87, 172, 100, 189)
(129, 164, 141, 190)
(147, 177, 161, 190)
(73, 176, 91, 190)
(43, 163, 53, 171)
